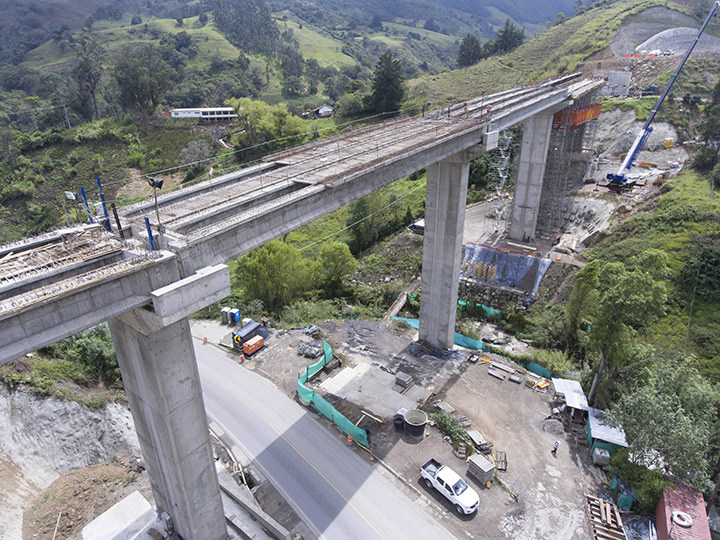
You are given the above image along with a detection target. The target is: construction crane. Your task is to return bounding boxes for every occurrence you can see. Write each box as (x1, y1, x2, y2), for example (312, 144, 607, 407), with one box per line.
(605, 0, 720, 191)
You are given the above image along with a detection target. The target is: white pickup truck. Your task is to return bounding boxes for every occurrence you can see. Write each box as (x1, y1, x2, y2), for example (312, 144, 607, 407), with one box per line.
(420, 458, 479, 515)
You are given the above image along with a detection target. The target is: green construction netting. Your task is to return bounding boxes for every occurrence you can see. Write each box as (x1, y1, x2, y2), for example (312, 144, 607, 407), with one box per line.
(391, 317, 487, 351)
(407, 294, 501, 318)
(297, 341, 369, 448)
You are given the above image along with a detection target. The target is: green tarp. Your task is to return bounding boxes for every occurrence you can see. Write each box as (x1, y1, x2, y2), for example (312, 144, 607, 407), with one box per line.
(407, 295, 501, 319)
(297, 341, 369, 448)
(391, 317, 487, 351)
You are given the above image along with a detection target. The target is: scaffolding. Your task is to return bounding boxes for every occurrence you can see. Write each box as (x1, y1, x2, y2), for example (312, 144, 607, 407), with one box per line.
(534, 91, 602, 240)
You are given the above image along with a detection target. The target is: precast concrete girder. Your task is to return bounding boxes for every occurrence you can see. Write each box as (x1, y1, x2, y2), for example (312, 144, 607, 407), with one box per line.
(493, 93, 571, 132)
(108, 264, 230, 540)
(0, 252, 179, 365)
(173, 128, 498, 278)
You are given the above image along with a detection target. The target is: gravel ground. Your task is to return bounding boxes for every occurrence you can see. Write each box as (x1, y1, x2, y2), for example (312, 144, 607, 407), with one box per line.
(191, 318, 608, 540)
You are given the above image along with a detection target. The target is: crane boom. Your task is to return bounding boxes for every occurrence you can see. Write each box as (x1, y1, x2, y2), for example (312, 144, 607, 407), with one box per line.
(606, 0, 720, 189)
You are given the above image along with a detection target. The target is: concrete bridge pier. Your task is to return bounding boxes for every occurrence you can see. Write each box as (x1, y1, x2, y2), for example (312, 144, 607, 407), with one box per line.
(419, 150, 475, 349)
(108, 265, 231, 540)
(509, 109, 560, 242)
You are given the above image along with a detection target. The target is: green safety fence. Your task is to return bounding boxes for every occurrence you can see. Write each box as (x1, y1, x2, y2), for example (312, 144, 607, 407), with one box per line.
(297, 341, 369, 448)
(407, 294, 501, 319)
(457, 300, 501, 319)
(391, 317, 487, 351)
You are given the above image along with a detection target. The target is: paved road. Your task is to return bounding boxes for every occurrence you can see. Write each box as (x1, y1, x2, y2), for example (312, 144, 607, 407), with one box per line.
(196, 344, 458, 540)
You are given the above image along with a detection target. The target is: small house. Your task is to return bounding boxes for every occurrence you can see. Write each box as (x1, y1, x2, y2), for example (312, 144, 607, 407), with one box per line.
(552, 377, 588, 424)
(586, 407, 628, 457)
(656, 483, 711, 540)
(312, 104, 334, 118)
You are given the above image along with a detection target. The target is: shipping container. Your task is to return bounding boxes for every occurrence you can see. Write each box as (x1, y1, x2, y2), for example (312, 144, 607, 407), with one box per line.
(243, 335, 264, 356)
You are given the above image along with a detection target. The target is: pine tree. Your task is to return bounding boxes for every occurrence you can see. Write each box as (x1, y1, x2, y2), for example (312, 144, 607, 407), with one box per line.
(365, 52, 405, 114)
(457, 34, 483, 67)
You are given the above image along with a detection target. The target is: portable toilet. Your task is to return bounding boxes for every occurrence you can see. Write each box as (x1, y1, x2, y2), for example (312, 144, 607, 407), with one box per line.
(243, 335, 264, 356)
(221, 307, 231, 324)
(229, 309, 240, 325)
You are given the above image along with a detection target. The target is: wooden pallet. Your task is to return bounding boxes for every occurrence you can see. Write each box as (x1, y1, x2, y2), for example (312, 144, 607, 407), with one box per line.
(496, 451, 507, 471)
(585, 495, 626, 540)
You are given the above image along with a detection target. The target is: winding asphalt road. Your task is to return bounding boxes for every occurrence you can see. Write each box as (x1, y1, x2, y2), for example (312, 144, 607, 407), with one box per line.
(195, 343, 457, 540)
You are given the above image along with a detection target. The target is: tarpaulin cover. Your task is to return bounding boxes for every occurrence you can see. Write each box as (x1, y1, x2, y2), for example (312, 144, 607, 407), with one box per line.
(392, 317, 487, 351)
(297, 341, 369, 447)
(463, 245, 552, 302)
(458, 300, 501, 318)
(526, 361, 553, 379)
(408, 294, 500, 318)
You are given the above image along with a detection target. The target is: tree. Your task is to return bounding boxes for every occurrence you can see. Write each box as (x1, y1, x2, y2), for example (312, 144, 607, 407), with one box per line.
(179, 140, 212, 181)
(697, 78, 720, 170)
(317, 241, 358, 296)
(607, 356, 719, 491)
(457, 34, 484, 67)
(206, 0, 279, 55)
(586, 250, 668, 405)
(494, 19, 525, 53)
(369, 15, 383, 29)
(423, 18, 440, 32)
(235, 241, 312, 308)
(365, 52, 405, 114)
(564, 259, 600, 355)
(281, 75, 303, 97)
(113, 44, 173, 118)
(226, 97, 305, 161)
(337, 92, 365, 117)
(69, 35, 105, 121)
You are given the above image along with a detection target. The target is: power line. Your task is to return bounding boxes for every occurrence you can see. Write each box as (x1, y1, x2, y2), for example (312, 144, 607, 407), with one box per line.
(298, 180, 427, 252)
(2, 104, 69, 117)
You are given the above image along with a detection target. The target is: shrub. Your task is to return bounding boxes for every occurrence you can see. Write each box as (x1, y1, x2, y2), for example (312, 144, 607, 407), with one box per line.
(608, 449, 670, 513)
(430, 410, 471, 445)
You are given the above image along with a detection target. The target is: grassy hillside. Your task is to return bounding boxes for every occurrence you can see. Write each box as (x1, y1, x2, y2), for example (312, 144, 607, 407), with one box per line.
(23, 14, 250, 72)
(588, 171, 720, 378)
(407, 0, 666, 107)
(274, 17, 357, 67)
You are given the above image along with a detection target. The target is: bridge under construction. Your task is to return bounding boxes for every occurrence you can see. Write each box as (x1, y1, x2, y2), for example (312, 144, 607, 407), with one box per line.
(0, 73, 605, 540)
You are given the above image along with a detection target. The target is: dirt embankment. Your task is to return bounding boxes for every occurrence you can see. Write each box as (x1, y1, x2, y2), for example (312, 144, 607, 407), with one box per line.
(0, 385, 142, 540)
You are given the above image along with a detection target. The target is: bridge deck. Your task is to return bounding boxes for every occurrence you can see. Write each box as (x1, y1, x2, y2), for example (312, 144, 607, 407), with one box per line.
(0, 74, 605, 316)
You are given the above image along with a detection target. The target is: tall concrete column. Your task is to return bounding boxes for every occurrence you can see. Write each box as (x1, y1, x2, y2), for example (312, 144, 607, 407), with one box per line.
(509, 112, 556, 242)
(419, 151, 472, 349)
(108, 265, 230, 540)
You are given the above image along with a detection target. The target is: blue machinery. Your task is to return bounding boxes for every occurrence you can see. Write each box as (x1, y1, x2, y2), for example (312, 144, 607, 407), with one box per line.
(605, 0, 720, 191)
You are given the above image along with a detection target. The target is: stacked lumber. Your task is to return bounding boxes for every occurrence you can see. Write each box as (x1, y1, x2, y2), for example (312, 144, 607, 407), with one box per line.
(585, 495, 626, 540)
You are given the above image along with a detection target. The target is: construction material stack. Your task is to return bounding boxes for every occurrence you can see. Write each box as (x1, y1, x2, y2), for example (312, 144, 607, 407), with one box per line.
(467, 453, 495, 485)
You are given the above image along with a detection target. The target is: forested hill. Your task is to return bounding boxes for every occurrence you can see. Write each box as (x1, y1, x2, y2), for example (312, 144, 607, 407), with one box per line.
(269, 0, 577, 38)
(1, 0, 577, 66)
